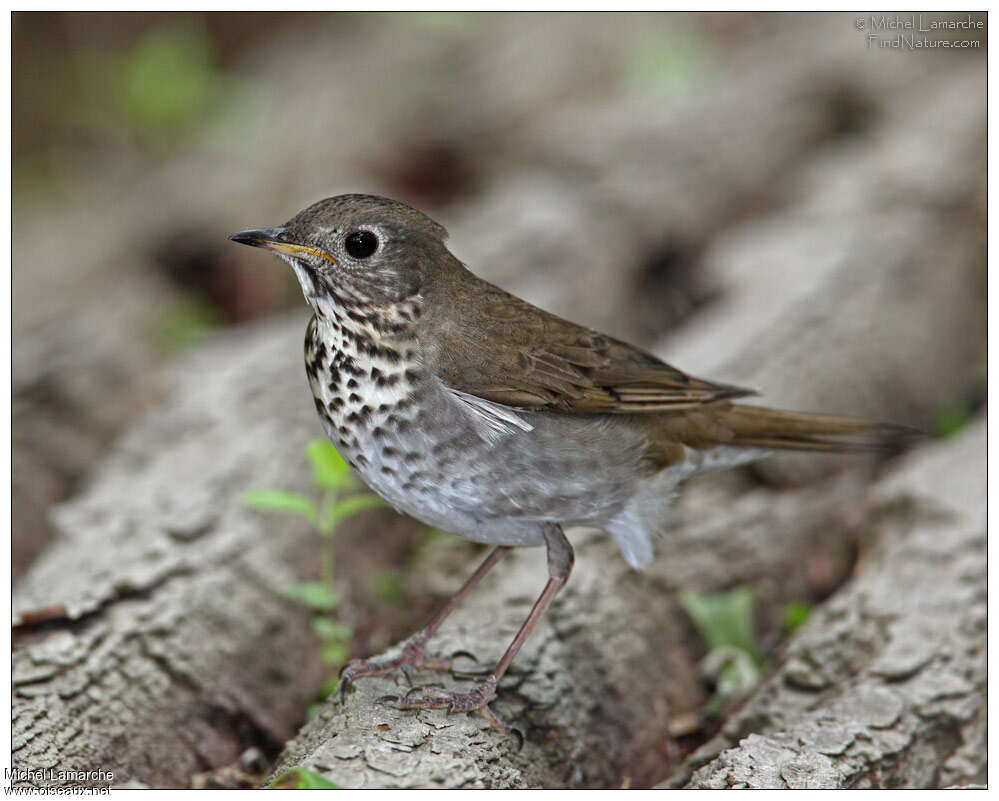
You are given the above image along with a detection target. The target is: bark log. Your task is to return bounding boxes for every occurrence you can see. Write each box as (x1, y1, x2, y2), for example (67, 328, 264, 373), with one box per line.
(266, 473, 864, 788)
(12, 320, 334, 788)
(267, 421, 984, 789)
(661, 56, 985, 486)
(665, 420, 986, 789)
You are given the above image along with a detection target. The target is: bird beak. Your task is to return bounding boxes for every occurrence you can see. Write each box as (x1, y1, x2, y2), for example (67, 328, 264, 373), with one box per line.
(228, 226, 338, 265)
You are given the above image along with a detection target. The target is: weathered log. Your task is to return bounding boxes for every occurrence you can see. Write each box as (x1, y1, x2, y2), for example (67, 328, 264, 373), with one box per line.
(267, 421, 984, 789)
(12, 319, 333, 788)
(266, 472, 865, 788)
(666, 420, 986, 789)
(661, 56, 985, 485)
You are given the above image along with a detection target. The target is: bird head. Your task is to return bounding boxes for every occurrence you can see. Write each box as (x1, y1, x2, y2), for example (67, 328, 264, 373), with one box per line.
(229, 194, 449, 317)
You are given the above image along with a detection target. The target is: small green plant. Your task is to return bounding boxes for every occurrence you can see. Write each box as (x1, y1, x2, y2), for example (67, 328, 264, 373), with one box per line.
(244, 440, 386, 680)
(625, 27, 718, 99)
(114, 25, 216, 134)
(403, 11, 484, 32)
(271, 767, 340, 789)
(680, 585, 763, 713)
(681, 588, 819, 714)
(156, 294, 219, 352)
(374, 570, 405, 607)
(931, 401, 973, 439)
(782, 600, 812, 634)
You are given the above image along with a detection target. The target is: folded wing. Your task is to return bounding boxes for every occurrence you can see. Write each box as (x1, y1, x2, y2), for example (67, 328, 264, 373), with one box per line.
(424, 272, 754, 415)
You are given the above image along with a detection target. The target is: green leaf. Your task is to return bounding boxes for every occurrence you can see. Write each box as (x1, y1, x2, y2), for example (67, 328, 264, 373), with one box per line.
(932, 402, 973, 439)
(316, 676, 340, 701)
(375, 571, 404, 606)
(280, 582, 341, 611)
(701, 646, 762, 712)
(782, 601, 812, 634)
(242, 489, 317, 525)
(115, 26, 215, 132)
(306, 440, 355, 491)
(156, 295, 218, 353)
(310, 617, 352, 643)
(320, 494, 388, 535)
(625, 27, 717, 99)
(321, 641, 349, 666)
(403, 11, 483, 32)
(422, 526, 448, 542)
(271, 767, 340, 790)
(680, 585, 762, 663)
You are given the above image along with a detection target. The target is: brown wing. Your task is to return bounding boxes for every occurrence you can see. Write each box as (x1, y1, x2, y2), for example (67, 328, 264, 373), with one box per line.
(422, 267, 754, 415)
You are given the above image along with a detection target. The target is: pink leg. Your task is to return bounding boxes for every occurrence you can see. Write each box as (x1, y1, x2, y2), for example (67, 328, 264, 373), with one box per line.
(390, 524, 574, 731)
(339, 545, 512, 699)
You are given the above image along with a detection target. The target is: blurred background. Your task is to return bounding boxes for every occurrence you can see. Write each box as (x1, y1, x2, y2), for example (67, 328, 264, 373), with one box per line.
(12, 9, 986, 572)
(11, 12, 987, 787)
(14, 11, 987, 590)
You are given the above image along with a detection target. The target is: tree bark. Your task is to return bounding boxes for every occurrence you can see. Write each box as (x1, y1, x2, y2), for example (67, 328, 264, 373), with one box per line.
(12, 320, 333, 788)
(266, 473, 859, 788)
(267, 421, 984, 788)
(666, 421, 986, 789)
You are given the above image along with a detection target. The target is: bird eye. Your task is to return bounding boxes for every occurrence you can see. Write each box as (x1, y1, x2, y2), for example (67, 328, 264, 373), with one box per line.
(344, 230, 378, 259)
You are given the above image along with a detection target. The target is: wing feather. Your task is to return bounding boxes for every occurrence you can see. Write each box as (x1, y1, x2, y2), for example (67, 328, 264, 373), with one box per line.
(422, 265, 754, 416)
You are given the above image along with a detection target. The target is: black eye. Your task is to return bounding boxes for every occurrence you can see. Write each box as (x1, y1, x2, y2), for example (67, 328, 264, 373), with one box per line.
(344, 230, 378, 259)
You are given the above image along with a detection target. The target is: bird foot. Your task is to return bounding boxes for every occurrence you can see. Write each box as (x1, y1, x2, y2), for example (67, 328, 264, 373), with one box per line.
(379, 678, 507, 733)
(338, 637, 476, 701)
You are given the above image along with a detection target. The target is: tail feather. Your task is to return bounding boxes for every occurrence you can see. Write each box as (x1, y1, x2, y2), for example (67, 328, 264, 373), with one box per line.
(720, 405, 921, 453)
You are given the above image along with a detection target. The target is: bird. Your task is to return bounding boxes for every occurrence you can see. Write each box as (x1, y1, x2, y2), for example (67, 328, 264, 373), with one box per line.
(229, 193, 911, 730)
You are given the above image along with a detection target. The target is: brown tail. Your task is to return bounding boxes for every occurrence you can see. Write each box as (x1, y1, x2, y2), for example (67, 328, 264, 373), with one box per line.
(720, 405, 922, 453)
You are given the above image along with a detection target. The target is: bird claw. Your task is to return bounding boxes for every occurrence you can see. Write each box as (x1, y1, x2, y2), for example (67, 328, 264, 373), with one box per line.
(404, 683, 444, 701)
(338, 660, 365, 703)
(450, 649, 478, 664)
(337, 635, 454, 702)
(449, 665, 492, 680)
(379, 680, 509, 734)
(447, 649, 484, 680)
(393, 679, 498, 714)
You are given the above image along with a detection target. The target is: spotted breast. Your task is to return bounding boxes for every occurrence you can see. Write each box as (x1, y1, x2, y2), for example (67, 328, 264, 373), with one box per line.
(301, 305, 662, 555)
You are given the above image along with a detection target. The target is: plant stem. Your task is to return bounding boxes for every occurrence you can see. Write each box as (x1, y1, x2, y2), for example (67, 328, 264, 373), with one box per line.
(319, 489, 336, 587)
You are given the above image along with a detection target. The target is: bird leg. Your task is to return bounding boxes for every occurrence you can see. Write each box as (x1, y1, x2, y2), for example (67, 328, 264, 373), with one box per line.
(339, 545, 511, 700)
(388, 524, 574, 731)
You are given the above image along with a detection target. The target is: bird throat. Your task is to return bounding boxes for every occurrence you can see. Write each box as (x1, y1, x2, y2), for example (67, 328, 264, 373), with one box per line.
(303, 286, 425, 481)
